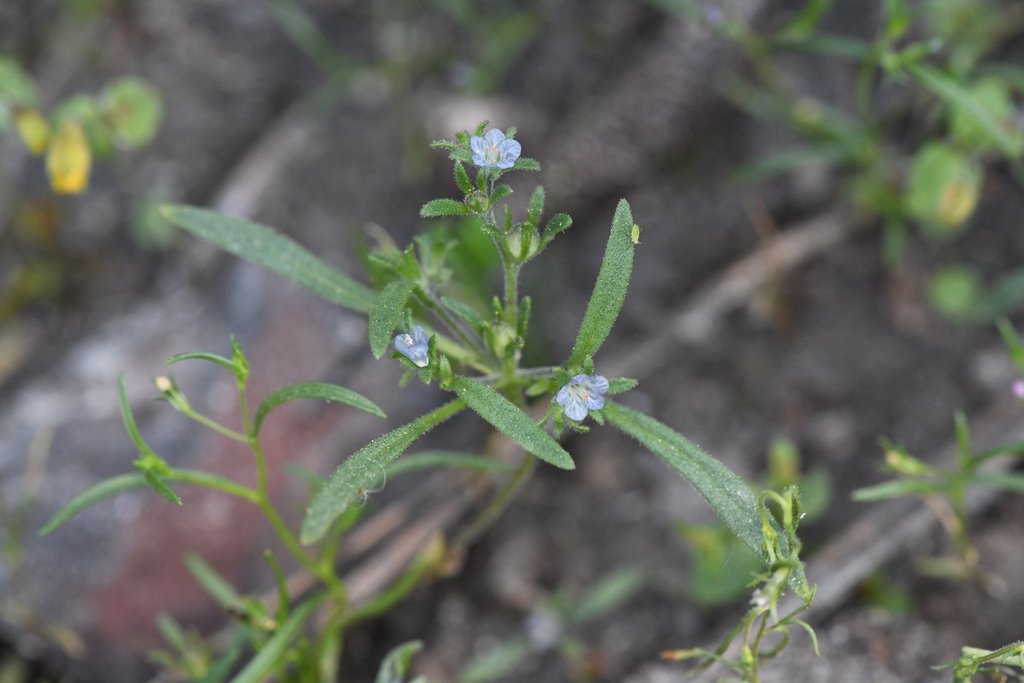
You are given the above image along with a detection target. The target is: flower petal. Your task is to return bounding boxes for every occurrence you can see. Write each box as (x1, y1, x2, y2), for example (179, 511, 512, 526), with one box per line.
(562, 397, 588, 421)
(483, 128, 505, 146)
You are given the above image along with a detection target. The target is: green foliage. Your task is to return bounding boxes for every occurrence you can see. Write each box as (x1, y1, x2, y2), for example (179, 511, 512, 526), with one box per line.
(160, 205, 376, 314)
(663, 0, 1024, 322)
(604, 401, 764, 557)
(47, 122, 806, 681)
(935, 641, 1024, 682)
(370, 281, 418, 359)
(229, 593, 325, 683)
(663, 489, 817, 681)
(102, 77, 163, 148)
(853, 356, 1024, 580)
(301, 400, 465, 544)
(905, 143, 981, 233)
(375, 641, 428, 683)
(452, 377, 573, 470)
(1, 60, 161, 194)
(458, 567, 644, 683)
(38, 470, 259, 536)
(254, 382, 386, 434)
(678, 439, 830, 606)
(908, 64, 1023, 159)
(566, 200, 636, 370)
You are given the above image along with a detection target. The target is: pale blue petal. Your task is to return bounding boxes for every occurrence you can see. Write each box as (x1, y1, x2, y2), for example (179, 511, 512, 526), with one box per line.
(562, 397, 588, 421)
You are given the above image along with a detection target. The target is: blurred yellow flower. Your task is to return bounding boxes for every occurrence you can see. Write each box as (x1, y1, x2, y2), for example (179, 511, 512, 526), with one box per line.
(13, 108, 50, 155)
(46, 120, 91, 194)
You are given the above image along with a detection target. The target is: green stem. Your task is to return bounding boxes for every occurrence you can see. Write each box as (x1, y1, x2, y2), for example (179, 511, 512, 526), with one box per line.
(238, 380, 345, 597)
(338, 546, 436, 628)
(415, 289, 491, 363)
(167, 469, 260, 503)
(180, 408, 248, 443)
(452, 450, 537, 551)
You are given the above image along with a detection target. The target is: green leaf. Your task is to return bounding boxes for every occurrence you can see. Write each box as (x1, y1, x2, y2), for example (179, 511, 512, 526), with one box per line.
(385, 450, 514, 478)
(441, 296, 485, 330)
(570, 567, 644, 624)
(541, 213, 572, 245)
(949, 77, 1017, 154)
(101, 77, 163, 148)
(160, 205, 376, 313)
(997, 319, 1024, 372)
(254, 382, 386, 434)
(607, 378, 638, 394)
(37, 469, 258, 536)
(228, 593, 324, 683)
(776, 0, 831, 41)
(459, 639, 531, 683)
(491, 184, 513, 203)
(0, 56, 36, 105)
(851, 479, 943, 502)
(927, 265, 982, 322)
(118, 374, 152, 455)
(141, 468, 183, 505)
(603, 401, 762, 555)
(183, 552, 240, 608)
(908, 64, 1023, 159)
(882, 0, 909, 39)
(369, 281, 416, 358)
(375, 640, 423, 683)
(970, 471, 1024, 495)
(420, 198, 470, 217)
(452, 377, 574, 470)
(166, 350, 245, 380)
(301, 400, 465, 544)
(38, 473, 150, 536)
(526, 186, 545, 228)
(732, 143, 850, 183)
(567, 200, 635, 368)
(905, 142, 981, 232)
(454, 161, 472, 195)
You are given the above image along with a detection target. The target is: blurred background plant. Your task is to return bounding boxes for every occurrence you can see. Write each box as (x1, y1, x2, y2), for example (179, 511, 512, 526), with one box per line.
(456, 567, 644, 683)
(0, 54, 161, 325)
(657, 0, 1024, 323)
(853, 319, 1024, 583)
(676, 437, 829, 607)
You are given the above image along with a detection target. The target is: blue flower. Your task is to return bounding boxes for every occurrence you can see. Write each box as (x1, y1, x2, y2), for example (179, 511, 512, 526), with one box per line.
(470, 128, 521, 170)
(556, 373, 609, 421)
(394, 326, 430, 367)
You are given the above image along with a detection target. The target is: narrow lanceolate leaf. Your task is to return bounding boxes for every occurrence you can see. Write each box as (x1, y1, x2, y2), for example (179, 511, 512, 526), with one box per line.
(38, 469, 258, 536)
(851, 479, 943, 502)
(908, 64, 1023, 159)
(229, 593, 325, 683)
(369, 281, 416, 359)
(165, 351, 242, 377)
(567, 200, 635, 368)
(301, 400, 465, 544)
(160, 204, 376, 313)
(420, 198, 470, 217)
(603, 401, 762, 555)
(183, 552, 240, 608)
(452, 377, 574, 470)
(386, 451, 514, 478)
(117, 374, 150, 455)
(254, 382, 386, 434)
(374, 640, 424, 683)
